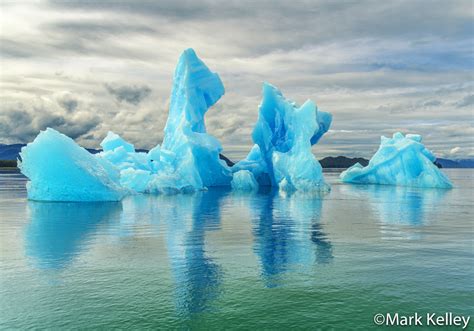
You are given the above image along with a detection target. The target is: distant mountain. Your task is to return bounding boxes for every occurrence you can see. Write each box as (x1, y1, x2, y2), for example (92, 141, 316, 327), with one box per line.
(1, 143, 472, 168)
(0, 144, 25, 161)
(319, 156, 369, 168)
(436, 158, 474, 168)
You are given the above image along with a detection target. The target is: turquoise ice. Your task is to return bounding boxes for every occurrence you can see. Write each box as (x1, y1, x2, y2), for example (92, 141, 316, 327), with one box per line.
(105, 48, 231, 194)
(158, 48, 232, 189)
(340, 132, 453, 188)
(233, 83, 332, 192)
(19, 49, 232, 200)
(19, 128, 127, 201)
(231, 170, 259, 191)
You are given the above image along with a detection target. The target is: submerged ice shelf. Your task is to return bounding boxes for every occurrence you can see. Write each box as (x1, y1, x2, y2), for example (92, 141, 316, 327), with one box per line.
(18, 49, 452, 201)
(340, 132, 453, 189)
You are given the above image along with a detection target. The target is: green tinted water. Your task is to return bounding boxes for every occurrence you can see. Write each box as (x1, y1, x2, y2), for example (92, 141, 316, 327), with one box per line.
(0, 169, 472, 330)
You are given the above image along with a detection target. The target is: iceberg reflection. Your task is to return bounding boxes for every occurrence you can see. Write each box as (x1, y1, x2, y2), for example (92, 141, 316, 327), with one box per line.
(25, 201, 122, 269)
(341, 185, 447, 226)
(249, 190, 333, 287)
(166, 188, 229, 315)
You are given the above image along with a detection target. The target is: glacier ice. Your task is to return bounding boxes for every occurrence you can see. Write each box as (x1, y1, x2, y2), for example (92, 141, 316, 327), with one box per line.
(160, 48, 232, 189)
(19, 128, 127, 201)
(231, 144, 269, 186)
(340, 132, 453, 188)
(100, 48, 232, 194)
(231, 170, 259, 191)
(233, 83, 332, 192)
(19, 49, 233, 201)
(101, 131, 135, 154)
(20, 48, 451, 202)
(99, 131, 149, 172)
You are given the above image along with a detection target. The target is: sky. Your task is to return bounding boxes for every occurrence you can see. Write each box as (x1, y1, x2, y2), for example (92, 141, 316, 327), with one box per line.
(0, 0, 473, 160)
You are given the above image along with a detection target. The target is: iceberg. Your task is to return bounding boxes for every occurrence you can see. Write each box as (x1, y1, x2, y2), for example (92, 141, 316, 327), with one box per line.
(99, 48, 232, 194)
(19, 128, 127, 201)
(96, 132, 153, 192)
(340, 132, 453, 188)
(98, 131, 150, 172)
(233, 83, 332, 192)
(19, 49, 233, 201)
(231, 170, 258, 191)
(159, 48, 232, 189)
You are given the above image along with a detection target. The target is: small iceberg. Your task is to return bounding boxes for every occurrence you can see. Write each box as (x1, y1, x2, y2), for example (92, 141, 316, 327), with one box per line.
(233, 83, 332, 192)
(19, 128, 127, 201)
(340, 132, 453, 189)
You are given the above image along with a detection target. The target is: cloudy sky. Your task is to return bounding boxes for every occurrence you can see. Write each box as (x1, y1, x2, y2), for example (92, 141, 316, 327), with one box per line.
(0, 0, 473, 160)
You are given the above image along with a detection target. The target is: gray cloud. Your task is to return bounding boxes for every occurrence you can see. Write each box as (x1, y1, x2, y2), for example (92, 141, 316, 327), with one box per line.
(57, 93, 79, 112)
(0, 100, 101, 143)
(47, 0, 474, 57)
(0, 39, 36, 58)
(105, 84, 152, 105)
(0, 0, 472, 159)
(456, 94, 474, 108)
(423, 100, 442, 107)
(45, 21, 156, 35)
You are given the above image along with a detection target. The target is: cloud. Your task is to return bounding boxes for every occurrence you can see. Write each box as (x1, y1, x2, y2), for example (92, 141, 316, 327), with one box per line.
(423, 100, 442, 107)
(0, 0, 472, 158)
(0, 38, 36, 58)
(0, 98, 101, 144)
(56, 92, 79, 112)
(456, 94, 474, 108)
(44, 21, 156, 36)
(105, 84, 152, 105)
(450, 146, 461, 154)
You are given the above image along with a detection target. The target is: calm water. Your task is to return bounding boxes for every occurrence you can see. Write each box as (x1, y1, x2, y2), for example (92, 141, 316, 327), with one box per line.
(0, 169, 473, 330)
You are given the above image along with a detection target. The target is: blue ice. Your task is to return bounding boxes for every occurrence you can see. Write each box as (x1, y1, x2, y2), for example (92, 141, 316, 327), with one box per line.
(19, 49, 232, 200)
(19, 128, 127, 201)
(233, 83, 332, 192)
(104, 49, 232, 194)
(231, 170, 259, 191)
(340, 132, 453, 188)
(159, 48, 232, 189)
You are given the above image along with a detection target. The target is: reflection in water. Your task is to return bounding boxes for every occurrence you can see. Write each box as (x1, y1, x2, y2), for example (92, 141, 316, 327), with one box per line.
(115, 194, 162, 238)
(24, 187, 333, 309)
(342, 185, 447, 226)
(25, 201, 122, 269)
(311, 222, 334, 265)
(341, 184, 448, 240)
(248, 190, 333, 287)
(166, 188, 229, 315)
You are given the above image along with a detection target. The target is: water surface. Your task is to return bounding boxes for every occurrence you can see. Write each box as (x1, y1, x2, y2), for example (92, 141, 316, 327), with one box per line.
(1, 169, 473, 329)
